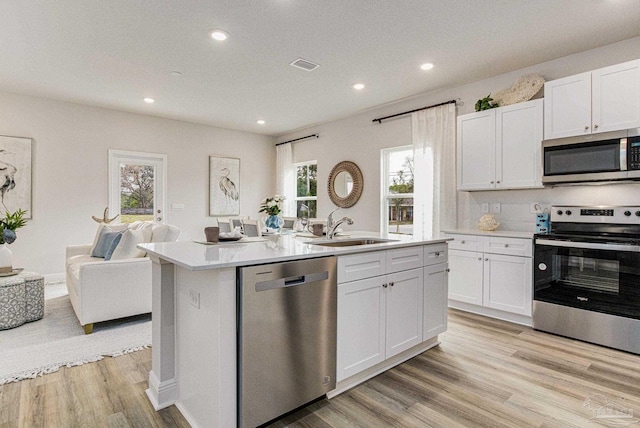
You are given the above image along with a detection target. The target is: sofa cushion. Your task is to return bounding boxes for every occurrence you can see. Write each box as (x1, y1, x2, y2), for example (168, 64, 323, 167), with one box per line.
(67, 255, 103, 281)
(150, 224, 170, 242)
(110, 228, 152, 260)
(92, 230, 125, 258)
(90, 223, 128, 255)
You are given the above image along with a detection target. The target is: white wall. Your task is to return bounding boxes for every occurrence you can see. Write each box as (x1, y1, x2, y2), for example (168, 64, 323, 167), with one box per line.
(0, 92, 275, 275)
(279, 37, 640, 234)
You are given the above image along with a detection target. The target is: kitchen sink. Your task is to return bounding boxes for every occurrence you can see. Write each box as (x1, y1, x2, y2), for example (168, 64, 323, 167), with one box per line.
(309, 238, 399, 247)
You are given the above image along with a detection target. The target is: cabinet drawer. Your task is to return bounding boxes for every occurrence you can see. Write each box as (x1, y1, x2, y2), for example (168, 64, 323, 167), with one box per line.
(338, 251, 386, 283)
(446, 234, 482, 252)
(483, 237, 532, 257)
(386, 246, 424, 274)
(423, 244, 447, 266)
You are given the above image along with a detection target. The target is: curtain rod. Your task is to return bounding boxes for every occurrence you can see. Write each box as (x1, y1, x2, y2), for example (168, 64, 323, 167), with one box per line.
(275, 133, 319, 146)
(372, 99, 458, 124)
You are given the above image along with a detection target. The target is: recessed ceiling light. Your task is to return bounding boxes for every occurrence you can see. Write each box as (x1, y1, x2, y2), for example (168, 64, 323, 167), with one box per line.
(353, 83, 365, 90)
(420, 62, 434, 71)
(143, 97, 155, 104)
(210, 29, 229, 41)
(257, 120, 266, 125)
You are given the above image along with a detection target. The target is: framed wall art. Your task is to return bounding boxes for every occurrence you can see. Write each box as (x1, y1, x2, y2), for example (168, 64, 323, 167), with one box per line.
(0, 136, 32, 218)
(209, 156, 240, 216)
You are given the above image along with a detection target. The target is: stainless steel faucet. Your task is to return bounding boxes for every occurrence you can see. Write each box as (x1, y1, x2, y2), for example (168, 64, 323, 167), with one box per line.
(327, 207, 340, 230)
(327, 217, 354, 239)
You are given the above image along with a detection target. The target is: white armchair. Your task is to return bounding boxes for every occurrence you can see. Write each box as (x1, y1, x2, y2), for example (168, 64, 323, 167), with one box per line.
(65, 222, 180, 334)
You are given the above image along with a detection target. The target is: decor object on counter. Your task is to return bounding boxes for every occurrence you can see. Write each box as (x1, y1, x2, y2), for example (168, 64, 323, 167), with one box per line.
(205, 226, 219, 243)
(92, 207, 119, 224)
(328, 161, 363, 208)
(474, 95, 499, 111)
(477, 214, 500, 231)
(0, 136, 32, 218)
(210, 156, 240, 216)
(0, 209, 28, 274)
(492, 74, 545, 107)
(259, 195, 286, 231)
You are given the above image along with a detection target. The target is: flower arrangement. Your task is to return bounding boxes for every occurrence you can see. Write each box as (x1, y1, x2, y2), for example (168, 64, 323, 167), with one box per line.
(259, 195, 286, 216)
(0, 209, 28, 244)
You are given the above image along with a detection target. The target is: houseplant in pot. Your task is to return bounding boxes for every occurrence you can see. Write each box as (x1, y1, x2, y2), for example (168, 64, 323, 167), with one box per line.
(259, 195, 286, 231)
(0, 209, 28, 273)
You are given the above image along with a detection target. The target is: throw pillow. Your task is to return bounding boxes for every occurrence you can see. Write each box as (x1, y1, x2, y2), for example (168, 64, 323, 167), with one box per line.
(110, 228, 152, 260)
(104, 233, 124, 261)
(91, 230, 124, 258)
(90, 223, 128, 255)
(151, 224, 170, 242)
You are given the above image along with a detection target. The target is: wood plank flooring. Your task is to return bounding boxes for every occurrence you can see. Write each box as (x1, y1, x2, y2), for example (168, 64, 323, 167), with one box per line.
(3, 309, 640, 427)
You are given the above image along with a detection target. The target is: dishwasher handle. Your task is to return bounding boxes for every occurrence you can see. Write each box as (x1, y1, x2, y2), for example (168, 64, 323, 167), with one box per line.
(255, 270, 329, 292)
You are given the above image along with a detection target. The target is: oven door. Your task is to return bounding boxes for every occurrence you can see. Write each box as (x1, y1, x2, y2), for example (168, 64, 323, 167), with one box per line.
(534, 239, 640, 320)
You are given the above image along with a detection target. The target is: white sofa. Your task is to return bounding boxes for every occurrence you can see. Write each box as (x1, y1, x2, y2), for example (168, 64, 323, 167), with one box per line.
(65, 221, 180, 334)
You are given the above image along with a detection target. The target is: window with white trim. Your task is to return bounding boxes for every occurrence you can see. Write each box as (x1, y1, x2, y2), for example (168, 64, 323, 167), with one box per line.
(381, 146, 414, 235)
(294, 161, 317, 218)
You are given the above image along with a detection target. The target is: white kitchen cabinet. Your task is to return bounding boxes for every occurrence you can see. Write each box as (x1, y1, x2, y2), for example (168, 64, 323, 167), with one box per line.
(544, 59, 640, 139)
(446, 233, 533, 319)
(458, 99, 543, 190)
(423, 263, 448, 339)
(336, 244, 446, 382)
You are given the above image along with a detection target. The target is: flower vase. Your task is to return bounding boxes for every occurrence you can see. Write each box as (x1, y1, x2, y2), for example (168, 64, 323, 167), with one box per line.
(265, 215, 284, 231)
(0, 243, 13, 274)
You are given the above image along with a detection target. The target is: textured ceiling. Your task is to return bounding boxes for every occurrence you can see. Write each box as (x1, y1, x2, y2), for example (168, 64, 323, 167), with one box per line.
(0, 0, 639, 136)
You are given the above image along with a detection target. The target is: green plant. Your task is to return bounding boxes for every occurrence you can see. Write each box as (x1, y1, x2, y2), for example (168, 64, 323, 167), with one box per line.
(0, 209, 28, 244)
(475, 94, 499, 111)
(258, 195, 285, 216)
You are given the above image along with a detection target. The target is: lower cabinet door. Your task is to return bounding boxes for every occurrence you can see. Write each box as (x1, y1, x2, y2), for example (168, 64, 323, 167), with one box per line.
(385, 268, 424, 359)
(336, 276, 386, 382)
(483, 254, 532, 316)
(423, 263, 448, 340)
(448, 249, 483, 305)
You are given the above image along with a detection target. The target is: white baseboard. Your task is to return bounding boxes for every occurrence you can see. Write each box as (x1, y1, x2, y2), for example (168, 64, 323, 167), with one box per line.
(44, 272, 65, 283)
(448, 300, 532, 326)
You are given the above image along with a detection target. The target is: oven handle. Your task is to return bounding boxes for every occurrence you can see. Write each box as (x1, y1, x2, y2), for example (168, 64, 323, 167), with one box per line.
(536, 238, 640, 252)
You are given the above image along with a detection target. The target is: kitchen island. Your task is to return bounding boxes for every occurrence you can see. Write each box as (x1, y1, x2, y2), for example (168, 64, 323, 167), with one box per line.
(139, 232, 450, 428)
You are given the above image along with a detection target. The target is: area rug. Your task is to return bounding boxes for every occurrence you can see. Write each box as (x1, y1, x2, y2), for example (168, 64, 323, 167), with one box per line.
(0, 282, 151, 385)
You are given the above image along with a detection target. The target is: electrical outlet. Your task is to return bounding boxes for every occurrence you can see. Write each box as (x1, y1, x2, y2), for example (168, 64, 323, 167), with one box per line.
(189, 289, 200, 309)
(529, 202, 542, 213)
(481, 203, 489, 213)
(491, 202, 501, 214)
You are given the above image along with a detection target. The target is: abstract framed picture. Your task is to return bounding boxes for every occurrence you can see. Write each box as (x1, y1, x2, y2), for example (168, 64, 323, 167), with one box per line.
(209, 156, 240, 216)
(0, 136, 32, 218)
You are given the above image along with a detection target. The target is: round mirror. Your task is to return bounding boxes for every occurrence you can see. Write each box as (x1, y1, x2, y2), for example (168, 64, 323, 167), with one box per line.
(328, 161, 363, 208)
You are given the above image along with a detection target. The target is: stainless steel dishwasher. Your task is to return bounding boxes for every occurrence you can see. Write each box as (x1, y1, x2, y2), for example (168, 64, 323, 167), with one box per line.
(237, 257, 337, 428)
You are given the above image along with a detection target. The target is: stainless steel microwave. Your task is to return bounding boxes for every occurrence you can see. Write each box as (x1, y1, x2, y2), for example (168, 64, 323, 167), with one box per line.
(542, 128, 640, 184)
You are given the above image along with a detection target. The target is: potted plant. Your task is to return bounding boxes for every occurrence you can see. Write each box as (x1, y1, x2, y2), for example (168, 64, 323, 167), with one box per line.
(259, 195, 286, 231)
(0, 209, 28, 273)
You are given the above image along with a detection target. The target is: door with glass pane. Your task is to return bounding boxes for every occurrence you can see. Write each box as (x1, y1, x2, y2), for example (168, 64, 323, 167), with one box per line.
(108, 150, 166, 224)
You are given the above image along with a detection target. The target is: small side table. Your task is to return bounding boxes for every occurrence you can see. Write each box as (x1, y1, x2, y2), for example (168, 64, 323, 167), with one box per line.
(0, 271, 45, 330)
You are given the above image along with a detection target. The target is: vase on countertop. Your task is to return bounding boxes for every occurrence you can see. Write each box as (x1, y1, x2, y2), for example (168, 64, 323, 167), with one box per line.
(0, 243, 13, 274)
(264, 215, 284, 231)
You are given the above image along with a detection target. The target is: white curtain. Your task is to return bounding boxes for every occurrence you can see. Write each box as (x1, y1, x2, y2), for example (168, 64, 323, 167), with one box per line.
(275, 143, 296, 216)
(411, 103, 457, 238)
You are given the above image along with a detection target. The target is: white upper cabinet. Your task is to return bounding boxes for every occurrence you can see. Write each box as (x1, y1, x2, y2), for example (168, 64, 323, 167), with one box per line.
(544, 59, 640, 139)
(458, 99, 543, 191)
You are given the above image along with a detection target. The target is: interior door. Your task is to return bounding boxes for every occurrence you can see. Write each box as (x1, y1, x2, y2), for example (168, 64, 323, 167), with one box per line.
(108, 150, 167, 224)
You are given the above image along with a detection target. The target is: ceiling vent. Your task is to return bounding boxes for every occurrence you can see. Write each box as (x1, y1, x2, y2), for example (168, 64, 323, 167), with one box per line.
(290, 58, 320, 72)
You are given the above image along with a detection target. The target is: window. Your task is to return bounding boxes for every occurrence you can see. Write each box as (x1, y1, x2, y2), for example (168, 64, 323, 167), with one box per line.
(109, 150, 166, 224)
(294, 161, 317, 218)
(382, 147, 414, 235)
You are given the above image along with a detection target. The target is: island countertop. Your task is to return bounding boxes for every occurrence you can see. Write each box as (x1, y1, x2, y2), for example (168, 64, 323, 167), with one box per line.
(139, 232, 451, 270)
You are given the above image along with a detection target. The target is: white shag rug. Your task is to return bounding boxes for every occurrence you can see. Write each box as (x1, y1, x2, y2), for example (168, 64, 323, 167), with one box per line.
(0, 282, 151, 385)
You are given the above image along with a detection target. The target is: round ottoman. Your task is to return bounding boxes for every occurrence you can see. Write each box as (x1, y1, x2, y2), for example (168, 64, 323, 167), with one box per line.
(0, 276, 26, 330)
(22, 272, 45, 322)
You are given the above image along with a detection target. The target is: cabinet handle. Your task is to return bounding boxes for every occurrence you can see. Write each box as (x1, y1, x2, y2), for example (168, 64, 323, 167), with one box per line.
(461, 240, 466, 244)
(477, 257, 482, 260)
(382, 283, 388, 288)
(485, 258, 489, 261)
(504, 244, 509, 248)
(497, 180, 501, 184)
(435, 252, 440, 256)
(594, 124, 599, 129)
(490, 181, 494, 184)
(446, 268, 451, 272)
(389, 282, 395, 287)
(584, 125, 589, 130)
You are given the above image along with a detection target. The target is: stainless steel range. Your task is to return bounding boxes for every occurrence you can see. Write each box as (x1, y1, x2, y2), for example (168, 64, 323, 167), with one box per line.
(533, 205, 640, 354)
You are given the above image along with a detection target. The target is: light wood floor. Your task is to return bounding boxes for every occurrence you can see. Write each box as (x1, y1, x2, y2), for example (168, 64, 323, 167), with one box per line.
(3, 309, 640, 427)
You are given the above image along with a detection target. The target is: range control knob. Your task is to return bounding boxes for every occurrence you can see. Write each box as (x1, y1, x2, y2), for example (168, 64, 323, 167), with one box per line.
(565, 210, 572, 215)
(635, 211, 640, 217)
(624, 211, 632, 217)
(557, 210, 563, 215)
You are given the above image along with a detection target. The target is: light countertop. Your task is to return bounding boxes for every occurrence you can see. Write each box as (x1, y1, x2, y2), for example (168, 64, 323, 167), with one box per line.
(139, 231, 451, 270)
(442, 229, 535, 239)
